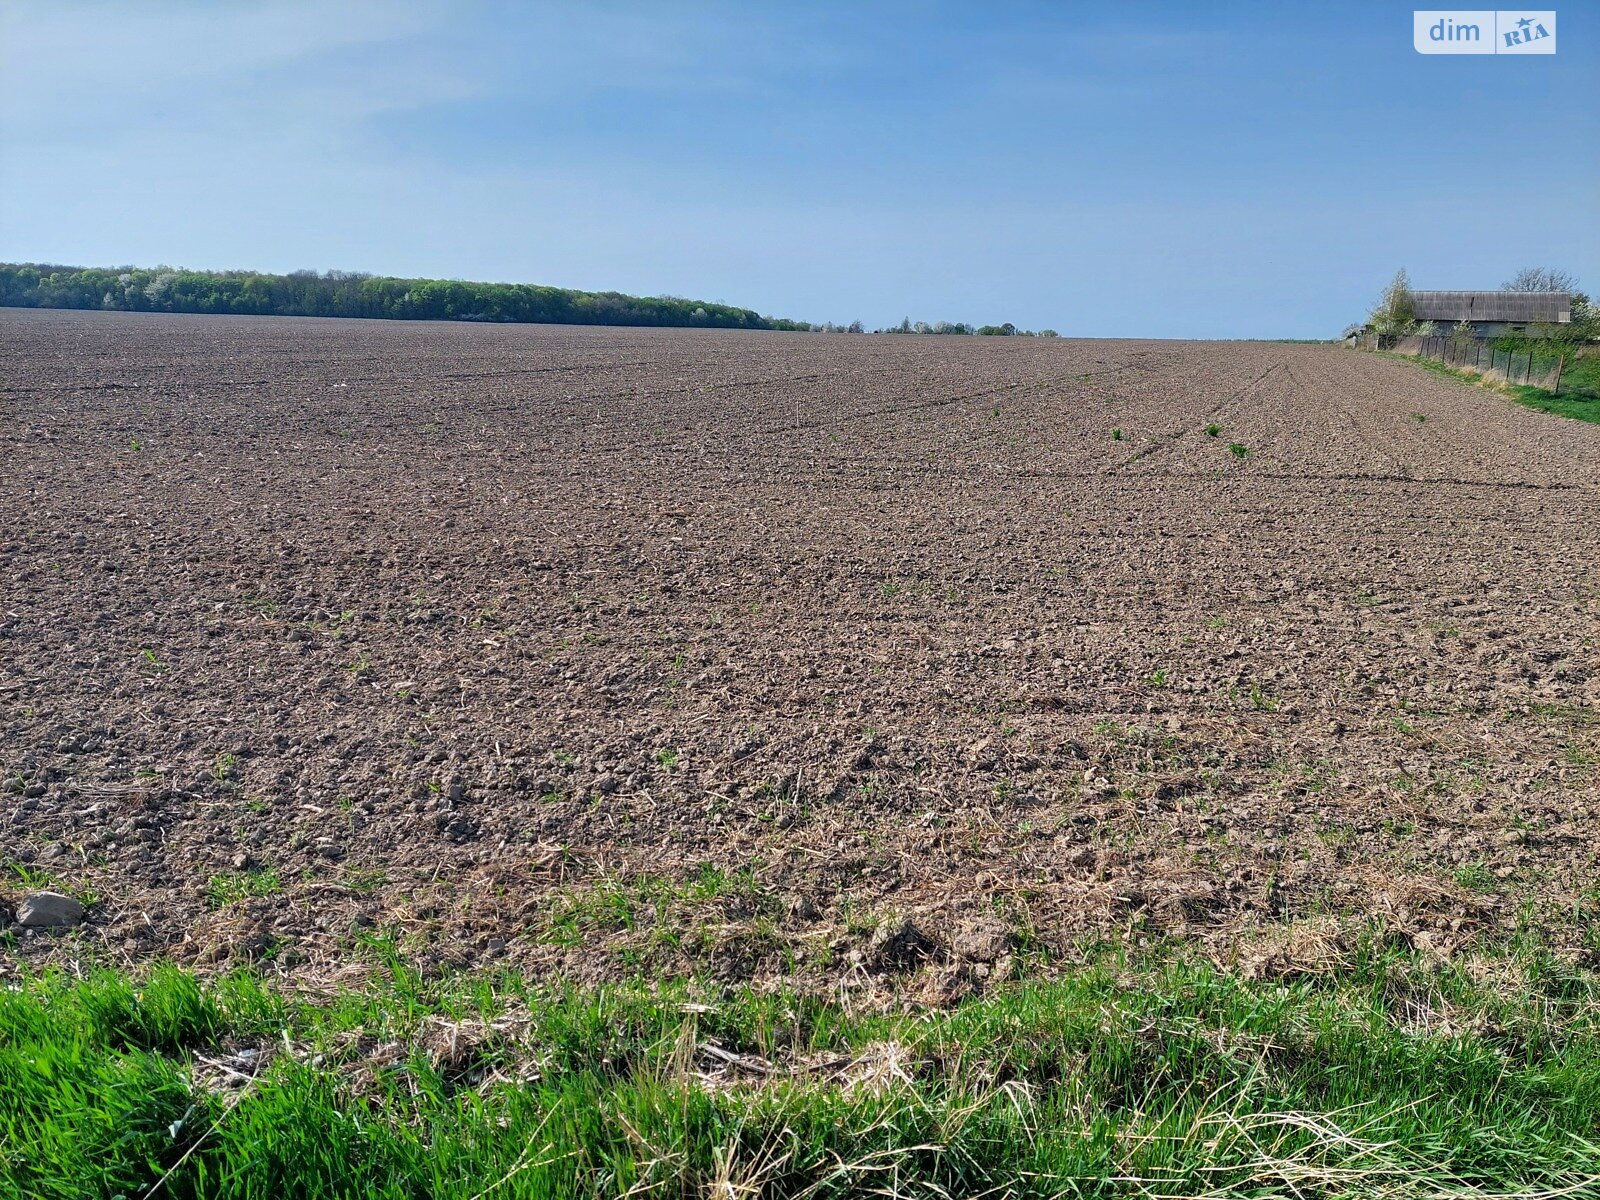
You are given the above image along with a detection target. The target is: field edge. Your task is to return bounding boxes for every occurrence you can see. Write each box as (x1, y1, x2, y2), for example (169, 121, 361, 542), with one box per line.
(6, 935, 1600, 1198)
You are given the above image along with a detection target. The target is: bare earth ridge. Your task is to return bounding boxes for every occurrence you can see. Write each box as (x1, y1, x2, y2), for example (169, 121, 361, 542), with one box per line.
(3, 309, 1597, 991)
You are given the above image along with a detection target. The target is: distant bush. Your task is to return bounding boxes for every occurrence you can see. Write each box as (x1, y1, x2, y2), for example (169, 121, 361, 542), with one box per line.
(875, 320, 1043, 336)
(1495, 324, 1586, 360)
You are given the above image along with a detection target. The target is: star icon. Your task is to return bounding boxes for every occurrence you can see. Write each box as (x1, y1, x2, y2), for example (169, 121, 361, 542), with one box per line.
(1517, 16, 1532, 28)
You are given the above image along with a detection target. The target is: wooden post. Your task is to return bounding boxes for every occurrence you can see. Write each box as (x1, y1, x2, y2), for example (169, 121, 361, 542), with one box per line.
(1553, 354, 1564, 395)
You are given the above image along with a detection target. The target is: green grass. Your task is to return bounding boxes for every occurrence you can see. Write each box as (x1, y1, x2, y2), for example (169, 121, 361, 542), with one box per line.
(1455, 861, 1498, 892)
(205, 869, 282, 909)
(1540, 348, 1600, 398)
(1505, 351, 1600, 422)
(5, 945, 1600, 1199)
(1381, 349, 1600, 425)
(542, 865, 771, 948)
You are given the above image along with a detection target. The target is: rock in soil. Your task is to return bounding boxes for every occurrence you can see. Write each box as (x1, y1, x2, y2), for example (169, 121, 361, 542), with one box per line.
(17, 892, 85, 929)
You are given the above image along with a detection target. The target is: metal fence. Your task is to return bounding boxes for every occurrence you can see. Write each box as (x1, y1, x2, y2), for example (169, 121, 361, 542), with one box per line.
(1356, 333, 1567, 392)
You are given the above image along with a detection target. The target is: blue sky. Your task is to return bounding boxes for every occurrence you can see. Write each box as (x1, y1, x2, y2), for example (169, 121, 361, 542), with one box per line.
(1, 1, 1595, 337)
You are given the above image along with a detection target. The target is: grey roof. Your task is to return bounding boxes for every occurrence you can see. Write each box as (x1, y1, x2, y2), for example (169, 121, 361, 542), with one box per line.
(1412, 291, 1570, 323)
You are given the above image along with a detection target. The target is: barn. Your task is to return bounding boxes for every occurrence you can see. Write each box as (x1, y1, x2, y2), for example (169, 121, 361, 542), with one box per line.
(1411, 291, 1571, 339)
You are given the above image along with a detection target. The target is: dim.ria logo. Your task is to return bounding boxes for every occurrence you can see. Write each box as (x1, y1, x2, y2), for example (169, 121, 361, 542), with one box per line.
(1413, 10, 1556, 53)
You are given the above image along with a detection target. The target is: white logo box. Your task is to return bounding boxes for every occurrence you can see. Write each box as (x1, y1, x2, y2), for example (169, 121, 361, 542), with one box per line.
(1414, 10, 1556, 53)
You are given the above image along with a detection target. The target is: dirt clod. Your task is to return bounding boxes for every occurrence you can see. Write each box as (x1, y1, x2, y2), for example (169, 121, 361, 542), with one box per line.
(952, 918, 1013, 964)
(869, 917, 941, 971)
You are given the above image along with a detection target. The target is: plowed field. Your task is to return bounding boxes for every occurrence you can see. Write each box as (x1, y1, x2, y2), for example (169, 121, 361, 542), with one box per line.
(4, 309, 1598, 991)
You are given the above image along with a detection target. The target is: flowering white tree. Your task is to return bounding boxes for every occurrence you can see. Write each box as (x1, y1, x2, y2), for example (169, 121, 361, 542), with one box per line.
(143, 272, 177, 306)
(1369, 268, 1417, 336)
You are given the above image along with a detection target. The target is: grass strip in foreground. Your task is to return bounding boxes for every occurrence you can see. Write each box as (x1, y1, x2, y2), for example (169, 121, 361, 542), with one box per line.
(3, 948, 1600, 1198)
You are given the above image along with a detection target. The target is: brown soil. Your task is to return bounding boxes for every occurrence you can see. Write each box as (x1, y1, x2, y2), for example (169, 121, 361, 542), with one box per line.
(3, 309, 1598, 990)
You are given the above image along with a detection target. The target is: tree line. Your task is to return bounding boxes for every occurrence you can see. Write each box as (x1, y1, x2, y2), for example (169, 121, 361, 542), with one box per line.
(0, 262, 1075, 339)
(0, 263, 1067, 338)
(873, 318, 1059, 337)
(0, 263, 790, 330)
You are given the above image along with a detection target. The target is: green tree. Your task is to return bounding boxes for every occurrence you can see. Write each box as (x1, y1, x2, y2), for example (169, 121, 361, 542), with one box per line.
(1559, 291, 1598, 346)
